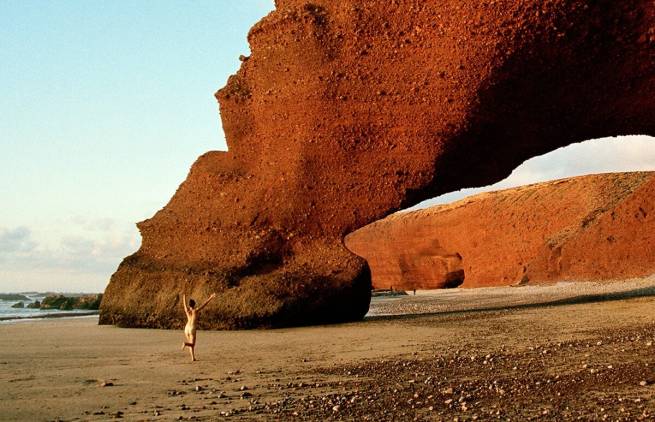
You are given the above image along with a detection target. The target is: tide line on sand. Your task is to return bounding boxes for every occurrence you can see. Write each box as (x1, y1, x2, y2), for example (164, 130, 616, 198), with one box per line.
(0, 311, 99, 322)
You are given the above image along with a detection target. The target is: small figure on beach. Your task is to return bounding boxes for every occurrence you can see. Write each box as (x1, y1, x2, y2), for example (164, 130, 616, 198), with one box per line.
(181, 292, 216, 362)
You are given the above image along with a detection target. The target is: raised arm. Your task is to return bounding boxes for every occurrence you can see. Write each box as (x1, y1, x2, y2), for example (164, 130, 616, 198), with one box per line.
(197, 293, 217, 311)
(182, 293, 189, 315)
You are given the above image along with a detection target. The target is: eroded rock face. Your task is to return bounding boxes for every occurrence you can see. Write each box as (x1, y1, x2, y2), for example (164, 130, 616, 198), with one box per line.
(346, 173, 655, 289)
(100, 0, 655, 329)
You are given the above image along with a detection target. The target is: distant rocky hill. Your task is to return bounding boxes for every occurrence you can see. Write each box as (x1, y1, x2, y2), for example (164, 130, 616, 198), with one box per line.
(0, 294, 30, 301)
(346, 172, 655, 290)
(39, 294, 103, 311)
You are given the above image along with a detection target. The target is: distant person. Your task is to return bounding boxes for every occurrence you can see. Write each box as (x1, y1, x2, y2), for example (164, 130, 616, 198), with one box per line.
(181, 292, 216, 362)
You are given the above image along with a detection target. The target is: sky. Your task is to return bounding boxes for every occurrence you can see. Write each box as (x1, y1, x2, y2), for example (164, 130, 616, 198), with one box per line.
(1, 1, 275, 292)
(1, 2, 653, 293)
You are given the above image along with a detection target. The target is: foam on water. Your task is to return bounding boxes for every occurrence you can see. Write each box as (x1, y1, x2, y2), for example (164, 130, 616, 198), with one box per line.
(0, 293, 95, 321)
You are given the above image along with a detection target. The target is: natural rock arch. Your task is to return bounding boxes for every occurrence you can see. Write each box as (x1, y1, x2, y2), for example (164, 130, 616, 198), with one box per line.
(100, 0, 655, 329)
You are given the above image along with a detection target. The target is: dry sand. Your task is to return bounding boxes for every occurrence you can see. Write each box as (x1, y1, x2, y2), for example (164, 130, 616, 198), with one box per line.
(1, 278, 654, 421)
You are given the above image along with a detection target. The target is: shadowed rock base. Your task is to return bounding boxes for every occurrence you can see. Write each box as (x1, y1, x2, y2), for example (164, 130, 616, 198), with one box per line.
(100, 242, 371, 329)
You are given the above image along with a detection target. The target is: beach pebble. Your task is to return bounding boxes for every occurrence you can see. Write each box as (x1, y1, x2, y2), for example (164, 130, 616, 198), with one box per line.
(100, 381, 114, 387)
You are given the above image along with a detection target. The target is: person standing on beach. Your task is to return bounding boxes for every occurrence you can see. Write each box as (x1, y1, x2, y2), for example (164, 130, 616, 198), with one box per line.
(181, 292, 216, 362)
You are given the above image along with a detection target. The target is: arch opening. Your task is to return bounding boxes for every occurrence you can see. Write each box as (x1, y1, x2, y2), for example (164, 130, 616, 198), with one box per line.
(346, 136, 655, 292)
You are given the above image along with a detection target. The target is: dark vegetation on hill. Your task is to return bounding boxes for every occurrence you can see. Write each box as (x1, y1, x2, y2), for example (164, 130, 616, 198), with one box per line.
(40, 294, 103, 311)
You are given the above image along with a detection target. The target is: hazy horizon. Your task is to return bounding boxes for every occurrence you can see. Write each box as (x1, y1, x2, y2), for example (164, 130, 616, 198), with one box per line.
(1, 2, 654, 293)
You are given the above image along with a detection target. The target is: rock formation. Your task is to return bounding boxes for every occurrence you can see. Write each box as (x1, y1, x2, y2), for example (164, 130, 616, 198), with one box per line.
(26, 301, 40, 309)
(100, 0, 655, 329)
(346, 172, 655, 289)
(41, 294, 104, 311)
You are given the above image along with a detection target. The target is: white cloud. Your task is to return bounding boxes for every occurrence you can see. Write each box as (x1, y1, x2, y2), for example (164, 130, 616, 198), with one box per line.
(68, 216, 116, 232)
(415, 135, 655, 208)
(0, 223, 140, 293)
(0, 226, 36, 255)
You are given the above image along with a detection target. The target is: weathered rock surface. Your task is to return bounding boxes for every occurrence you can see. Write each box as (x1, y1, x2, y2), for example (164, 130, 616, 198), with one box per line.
(100, 0, 655, 329)
(346, 172, 655, 289)
(41, 294, 103, 311)
(26, 301, 40, 309)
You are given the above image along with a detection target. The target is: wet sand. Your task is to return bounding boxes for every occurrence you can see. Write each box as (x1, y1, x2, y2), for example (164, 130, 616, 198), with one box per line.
(1, 278, 654, 421)
(0, 311, 99, 322)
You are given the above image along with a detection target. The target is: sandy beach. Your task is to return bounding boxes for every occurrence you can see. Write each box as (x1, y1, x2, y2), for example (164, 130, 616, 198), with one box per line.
(1, 279, 655, 421)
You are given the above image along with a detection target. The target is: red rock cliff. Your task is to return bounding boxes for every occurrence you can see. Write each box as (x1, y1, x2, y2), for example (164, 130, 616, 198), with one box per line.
(346, 172, 655, 290)
(100, 1, 655, 329)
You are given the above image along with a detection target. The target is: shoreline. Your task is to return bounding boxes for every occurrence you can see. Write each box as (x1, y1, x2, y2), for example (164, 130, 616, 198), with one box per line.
(1, 284, 653, 421)
(2, 277, 654, 325)
(0, 311, 99, 322)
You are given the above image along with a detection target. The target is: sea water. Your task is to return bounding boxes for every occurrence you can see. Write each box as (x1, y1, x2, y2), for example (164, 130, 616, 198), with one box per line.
(0, 293, 95, 321)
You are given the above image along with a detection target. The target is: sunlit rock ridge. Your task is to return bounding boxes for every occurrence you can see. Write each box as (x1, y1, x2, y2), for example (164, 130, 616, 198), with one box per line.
(346, 172, 655, 290)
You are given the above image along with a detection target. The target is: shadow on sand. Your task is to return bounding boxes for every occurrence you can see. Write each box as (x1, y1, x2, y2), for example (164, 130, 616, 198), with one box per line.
(365, 285, 655, 323)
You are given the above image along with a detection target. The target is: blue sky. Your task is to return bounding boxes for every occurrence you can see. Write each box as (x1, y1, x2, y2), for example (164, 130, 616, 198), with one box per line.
(1, 2, 653, 293)
(1, 1, 274, 292)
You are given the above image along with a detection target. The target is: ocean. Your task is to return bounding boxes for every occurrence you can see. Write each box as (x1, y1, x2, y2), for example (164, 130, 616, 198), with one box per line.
(0, 293, 98, 322)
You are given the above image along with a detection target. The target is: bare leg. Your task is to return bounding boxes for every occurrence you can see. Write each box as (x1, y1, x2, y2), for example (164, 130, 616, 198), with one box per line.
(189, 344, 196, 362)
(188, 333, 196, 362)
(182, 332, 192, 350)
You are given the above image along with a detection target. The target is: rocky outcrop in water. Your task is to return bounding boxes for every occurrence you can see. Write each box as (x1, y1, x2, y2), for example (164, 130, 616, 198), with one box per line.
(100, 0, 655, 329)
(346, 173, 655, 289)
(26, 301, 40, 309)
(41, 294, 103, 311)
